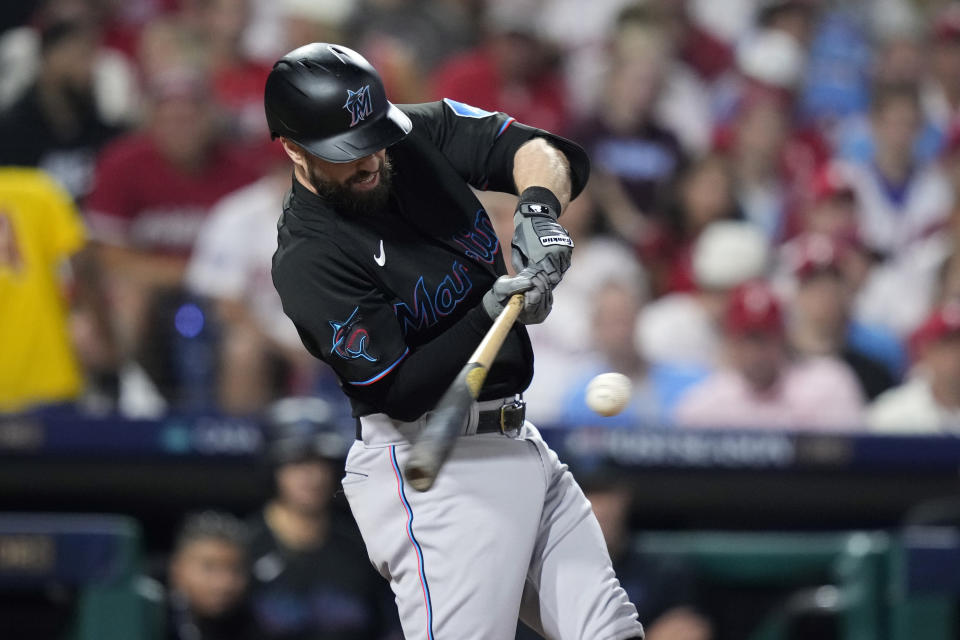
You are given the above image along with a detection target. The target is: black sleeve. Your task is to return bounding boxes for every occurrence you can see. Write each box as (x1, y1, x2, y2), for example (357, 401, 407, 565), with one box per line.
(401, 100, 590, 201)
(274, 244, 410, 387)
(274, 243, 495, 421)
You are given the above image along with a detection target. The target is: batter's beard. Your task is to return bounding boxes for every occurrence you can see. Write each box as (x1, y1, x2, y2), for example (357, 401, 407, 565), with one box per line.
(309, 155, 393, 216)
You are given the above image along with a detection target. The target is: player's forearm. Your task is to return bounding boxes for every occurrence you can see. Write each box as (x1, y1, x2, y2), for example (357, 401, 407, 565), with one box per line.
(353, 304, 494, 421)
(512, 138, 572, 212)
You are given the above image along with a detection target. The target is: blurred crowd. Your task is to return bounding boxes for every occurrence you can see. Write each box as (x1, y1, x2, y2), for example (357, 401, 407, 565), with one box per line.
(157, 398, 403, 640)
(7, 2, 960, 639)
(5, 0, 960, 432)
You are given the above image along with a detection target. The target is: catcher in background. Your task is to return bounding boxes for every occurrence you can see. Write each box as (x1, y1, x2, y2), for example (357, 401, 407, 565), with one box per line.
(267, 43, 644, 639)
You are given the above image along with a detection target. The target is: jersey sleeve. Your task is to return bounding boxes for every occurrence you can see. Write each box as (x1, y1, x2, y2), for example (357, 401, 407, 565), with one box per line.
(401, 100, 590, 200)
(273, 242, 411, 387)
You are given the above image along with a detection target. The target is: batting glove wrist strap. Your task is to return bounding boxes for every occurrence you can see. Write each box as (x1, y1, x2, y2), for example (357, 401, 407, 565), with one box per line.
(511, 188, 573, 287)
(517, 186, 561, 220)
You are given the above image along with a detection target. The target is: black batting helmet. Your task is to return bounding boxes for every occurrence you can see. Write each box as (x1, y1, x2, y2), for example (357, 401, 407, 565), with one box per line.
(264, 43, 412, 163)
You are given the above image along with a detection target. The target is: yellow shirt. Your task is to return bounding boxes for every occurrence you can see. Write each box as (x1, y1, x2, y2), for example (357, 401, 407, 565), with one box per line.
(0, 168, 85, 411)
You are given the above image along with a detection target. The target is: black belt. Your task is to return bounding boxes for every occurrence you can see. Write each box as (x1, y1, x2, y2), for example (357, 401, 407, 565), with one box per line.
(476, 399, 526, 434)
(355, 399, 526, 440)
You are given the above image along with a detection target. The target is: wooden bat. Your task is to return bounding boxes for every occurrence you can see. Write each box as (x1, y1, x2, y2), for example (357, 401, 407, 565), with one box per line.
(403, 293, 524, 492)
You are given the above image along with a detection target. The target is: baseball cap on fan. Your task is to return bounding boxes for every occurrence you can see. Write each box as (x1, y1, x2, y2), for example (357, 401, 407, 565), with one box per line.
(724, 281, 784, 336)
(693, 221, 770, 291)
(811, 163, 855, 204)
(789, 233, 845, 281)
(736, 29, 805, 89)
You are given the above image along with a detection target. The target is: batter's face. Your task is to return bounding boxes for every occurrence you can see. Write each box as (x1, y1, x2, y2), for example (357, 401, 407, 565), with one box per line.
(282, 139, 392, 215)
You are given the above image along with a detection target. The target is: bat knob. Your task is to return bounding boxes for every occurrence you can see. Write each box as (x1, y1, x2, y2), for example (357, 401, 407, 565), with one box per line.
(404, 460, 437, 492)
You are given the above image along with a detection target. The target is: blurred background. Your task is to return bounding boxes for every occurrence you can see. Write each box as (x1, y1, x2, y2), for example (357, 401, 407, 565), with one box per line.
(4, 0, 960, 638)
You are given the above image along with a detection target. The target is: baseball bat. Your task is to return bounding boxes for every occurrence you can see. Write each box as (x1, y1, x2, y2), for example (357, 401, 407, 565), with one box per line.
(403, 293, 524, 492)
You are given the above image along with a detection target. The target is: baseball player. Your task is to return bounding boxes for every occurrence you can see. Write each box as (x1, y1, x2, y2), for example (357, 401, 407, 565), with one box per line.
(267, 43, 644, 640)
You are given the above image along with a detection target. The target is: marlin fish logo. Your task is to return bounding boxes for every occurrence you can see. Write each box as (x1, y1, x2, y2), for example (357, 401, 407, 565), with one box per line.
(344, 85, 373, 127)
(329, 307, 377, 362)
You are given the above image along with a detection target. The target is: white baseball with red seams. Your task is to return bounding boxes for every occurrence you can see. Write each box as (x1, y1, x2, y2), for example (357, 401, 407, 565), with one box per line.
(586, 373, 632, 417)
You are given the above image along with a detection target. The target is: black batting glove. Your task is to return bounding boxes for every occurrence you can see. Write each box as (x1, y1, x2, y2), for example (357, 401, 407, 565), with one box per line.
(481, 266, 554, 325)
(510, 186, 574, 288)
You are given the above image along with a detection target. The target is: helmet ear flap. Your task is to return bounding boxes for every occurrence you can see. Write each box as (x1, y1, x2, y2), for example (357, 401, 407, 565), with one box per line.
(264, 43, 411, 163)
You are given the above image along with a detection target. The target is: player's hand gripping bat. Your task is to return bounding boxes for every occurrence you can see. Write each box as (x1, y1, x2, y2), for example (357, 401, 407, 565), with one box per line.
(403, 293, 524, 492)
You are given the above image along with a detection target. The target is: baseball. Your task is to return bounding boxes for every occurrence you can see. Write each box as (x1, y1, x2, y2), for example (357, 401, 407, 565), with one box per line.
(585, 373, 632, 417)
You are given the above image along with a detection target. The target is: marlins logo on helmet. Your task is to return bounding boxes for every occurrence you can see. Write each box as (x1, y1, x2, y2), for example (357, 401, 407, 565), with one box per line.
(344, 85, 373, 127)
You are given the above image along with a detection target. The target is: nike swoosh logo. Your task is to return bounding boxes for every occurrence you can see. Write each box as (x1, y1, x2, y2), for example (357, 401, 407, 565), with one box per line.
(374, 239, 386, 267)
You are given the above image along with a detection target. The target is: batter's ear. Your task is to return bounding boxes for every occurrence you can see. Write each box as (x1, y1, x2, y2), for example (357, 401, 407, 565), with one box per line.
(279, 137, 307, 171)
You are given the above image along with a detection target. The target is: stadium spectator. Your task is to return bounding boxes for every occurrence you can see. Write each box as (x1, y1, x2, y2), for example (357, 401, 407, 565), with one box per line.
(185, 151, 331, 415)
(617, 2, 714, 155)
(430, 2, 569, 133)
(351, 0, 475, 104)
(784, 233, 900, 400)
(276, 0, 353, 54)
(718, 85, 824, 242)
(84, 67, 258, 413)
(757, 0, 817, 45)
(779, 166, 909, 376)
(798, 9, 873, 138)
(869, 303, 960, 433)
(95, 0, 181, 60)
(247, 398, 399, 639)
(675, 280, 865, 430)
(137, 14, 198, 79)
(712, 18, 836, 242)
(833, 17, 944, 166)
(567, 10, 685, 244)
(835, 82, 953, 259)
(638, 220, 769, 371)
(921, 4, 960, 142)
(586, 479, 712, 640)
(167, 511, 263, 640)
(640, 153, 742, 296)
(191, 0, 272, 147)
(0, 168, 112, 412)
(240, 0, 356, 66)
(925, 155, 960, 310)
(560, 281, 673, 428)
(536, 0, 639, 120)
(791, 161, 861, 240)
(844, 108, 960, 339)
(539, 0, 723, 153)
(0, 3, 125, 199)
(522, 194, 649, 425)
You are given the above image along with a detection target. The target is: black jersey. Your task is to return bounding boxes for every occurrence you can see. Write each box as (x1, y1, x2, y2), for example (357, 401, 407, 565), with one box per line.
(272, 100, 589, 421)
